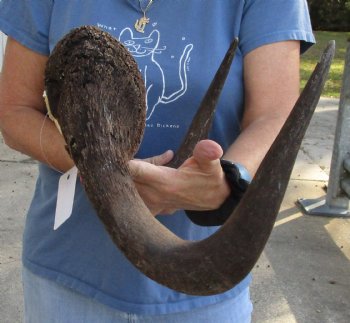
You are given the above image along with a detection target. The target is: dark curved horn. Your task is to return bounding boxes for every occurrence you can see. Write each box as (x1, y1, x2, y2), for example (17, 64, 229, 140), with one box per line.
(167, 38, 239, 168)
(45, 26, 335, 295)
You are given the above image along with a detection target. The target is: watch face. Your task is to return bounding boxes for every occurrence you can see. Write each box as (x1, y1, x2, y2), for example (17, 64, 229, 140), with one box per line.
(234, 164, 252, 183)
(220, 159, 251, 194)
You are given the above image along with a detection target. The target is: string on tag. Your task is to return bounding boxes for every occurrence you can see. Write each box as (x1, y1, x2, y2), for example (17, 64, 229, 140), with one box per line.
(39, 113, 63, 174)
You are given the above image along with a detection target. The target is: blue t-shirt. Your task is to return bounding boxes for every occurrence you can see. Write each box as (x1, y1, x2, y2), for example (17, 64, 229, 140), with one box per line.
(0, 0, 315, 315)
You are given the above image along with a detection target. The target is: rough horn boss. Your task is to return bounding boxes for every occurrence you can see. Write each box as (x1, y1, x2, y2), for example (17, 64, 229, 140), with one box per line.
(45, 26, 334, 295)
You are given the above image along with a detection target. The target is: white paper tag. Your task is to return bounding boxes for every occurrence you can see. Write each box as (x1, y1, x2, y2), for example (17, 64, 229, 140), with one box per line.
(54, 166, 78, 230)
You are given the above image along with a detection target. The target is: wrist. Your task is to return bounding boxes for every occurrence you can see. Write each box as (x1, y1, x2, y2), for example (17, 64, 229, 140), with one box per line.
(185, 159, 251, 226)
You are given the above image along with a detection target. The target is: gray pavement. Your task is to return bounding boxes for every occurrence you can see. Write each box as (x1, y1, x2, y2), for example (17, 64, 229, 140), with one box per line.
(0, 98, 349, 322)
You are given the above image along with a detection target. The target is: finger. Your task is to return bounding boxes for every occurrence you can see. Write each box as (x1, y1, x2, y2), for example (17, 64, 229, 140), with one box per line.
(128, 159, 153, 180)
(129, 159, 175, 183)
(143, 150, 174, 166)
(158, 208, 177, 216)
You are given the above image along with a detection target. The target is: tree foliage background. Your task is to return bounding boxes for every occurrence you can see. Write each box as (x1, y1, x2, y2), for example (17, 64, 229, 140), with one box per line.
(308, 0, 350, 31)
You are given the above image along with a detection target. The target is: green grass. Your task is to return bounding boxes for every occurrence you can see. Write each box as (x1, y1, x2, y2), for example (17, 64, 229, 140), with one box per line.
(301, 31, 350, 98)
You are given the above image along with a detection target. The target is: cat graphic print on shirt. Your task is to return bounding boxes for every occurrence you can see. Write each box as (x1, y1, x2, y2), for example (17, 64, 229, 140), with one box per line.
(118, 27, 193, 120)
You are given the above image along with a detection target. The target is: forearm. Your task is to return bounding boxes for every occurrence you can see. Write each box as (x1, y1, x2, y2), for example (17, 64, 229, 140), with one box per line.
(0, 106, 74, 172)
(0, 37, 74, 172)
(223, 41, 301, 177)
(223, 113, 294, 177)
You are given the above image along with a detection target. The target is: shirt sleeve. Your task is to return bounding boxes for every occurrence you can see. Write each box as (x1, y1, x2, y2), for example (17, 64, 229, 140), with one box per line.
(239, 0, 315, 56)
(0, 0, 53, 55)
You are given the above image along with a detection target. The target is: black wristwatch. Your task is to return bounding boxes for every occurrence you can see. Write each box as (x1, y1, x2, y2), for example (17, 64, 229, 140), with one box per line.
(185, 159, 251, 226)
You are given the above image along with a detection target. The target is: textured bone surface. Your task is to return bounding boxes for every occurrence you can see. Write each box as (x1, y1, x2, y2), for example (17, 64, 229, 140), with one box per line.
(45, 26, 334, 295)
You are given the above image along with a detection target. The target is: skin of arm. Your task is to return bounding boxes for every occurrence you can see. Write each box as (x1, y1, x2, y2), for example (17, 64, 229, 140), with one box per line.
(224, 40, 300, 172)
(130, 40, 301, 214)
(0, 38, 300, 216)
(0, 37, 74, 172)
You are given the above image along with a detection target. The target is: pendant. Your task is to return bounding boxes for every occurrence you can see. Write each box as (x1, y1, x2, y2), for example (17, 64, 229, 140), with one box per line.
(135, 15, 150, 33)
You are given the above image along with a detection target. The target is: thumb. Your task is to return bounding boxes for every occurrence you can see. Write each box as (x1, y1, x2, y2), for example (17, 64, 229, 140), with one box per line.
(192, 140, 223, 172)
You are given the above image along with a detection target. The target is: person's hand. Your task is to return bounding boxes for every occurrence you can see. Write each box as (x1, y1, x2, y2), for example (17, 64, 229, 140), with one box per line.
(129, 140, 230, 216)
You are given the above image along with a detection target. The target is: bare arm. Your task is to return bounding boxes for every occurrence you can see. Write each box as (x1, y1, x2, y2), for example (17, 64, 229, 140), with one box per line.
(0, 38, 301, 215)
(0, 37, 74, 172)
(224, 41, 300, 175)
(130, 40, 301, 214)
